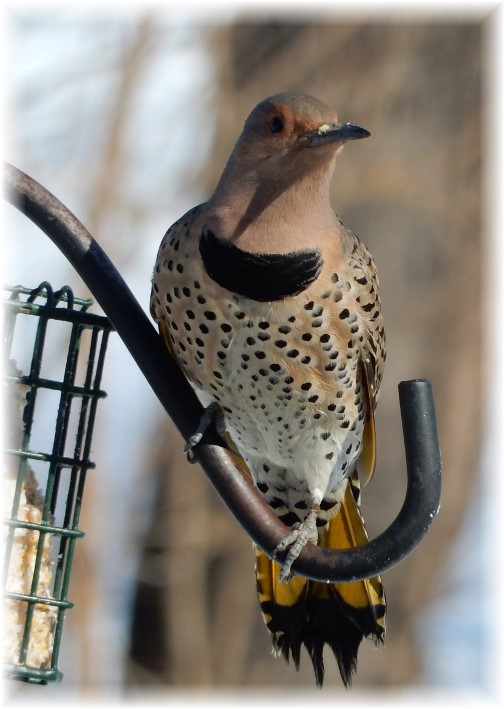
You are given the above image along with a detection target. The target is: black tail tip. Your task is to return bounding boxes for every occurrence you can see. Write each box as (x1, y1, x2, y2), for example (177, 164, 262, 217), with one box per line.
(274, 631, 359, 688)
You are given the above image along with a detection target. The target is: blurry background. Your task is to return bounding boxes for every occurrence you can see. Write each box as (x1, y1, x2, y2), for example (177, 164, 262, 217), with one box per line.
(3, 2, 498, 702)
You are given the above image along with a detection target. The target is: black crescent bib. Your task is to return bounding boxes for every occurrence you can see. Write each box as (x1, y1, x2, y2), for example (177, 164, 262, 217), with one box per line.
(199, 228, 323, 302)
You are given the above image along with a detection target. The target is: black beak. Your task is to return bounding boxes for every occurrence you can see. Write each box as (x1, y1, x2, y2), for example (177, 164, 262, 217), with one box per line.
(305, 123, 370, 148)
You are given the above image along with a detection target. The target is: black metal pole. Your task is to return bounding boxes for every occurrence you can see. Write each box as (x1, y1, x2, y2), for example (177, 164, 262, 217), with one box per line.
(4, 162, 441, 582)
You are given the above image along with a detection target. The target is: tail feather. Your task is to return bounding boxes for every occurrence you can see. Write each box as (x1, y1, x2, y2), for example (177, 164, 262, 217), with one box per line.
(322, 477, 386, 642)
(255, 475, 386, 687)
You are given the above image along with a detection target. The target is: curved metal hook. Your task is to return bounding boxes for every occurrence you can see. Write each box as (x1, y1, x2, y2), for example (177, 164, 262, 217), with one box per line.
(4, 162, 441, 582)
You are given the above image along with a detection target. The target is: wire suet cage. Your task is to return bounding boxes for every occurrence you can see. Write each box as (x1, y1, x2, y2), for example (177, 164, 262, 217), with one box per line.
(2, 282, 113, 684)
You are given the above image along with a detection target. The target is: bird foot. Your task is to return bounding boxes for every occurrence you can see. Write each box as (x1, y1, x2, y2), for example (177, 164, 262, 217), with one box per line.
(184, 402, 225, 460)
(276, 507, 320, 582)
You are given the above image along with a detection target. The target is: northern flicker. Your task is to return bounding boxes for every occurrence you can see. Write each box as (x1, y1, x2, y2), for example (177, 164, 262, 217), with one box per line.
(150, 93, 386, 687)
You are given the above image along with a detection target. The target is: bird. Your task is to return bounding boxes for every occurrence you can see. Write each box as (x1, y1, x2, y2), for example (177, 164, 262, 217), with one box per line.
(150, 92, 386, 687)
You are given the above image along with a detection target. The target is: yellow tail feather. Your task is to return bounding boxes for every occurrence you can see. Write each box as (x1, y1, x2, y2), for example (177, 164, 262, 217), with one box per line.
(358, 357, 377, 487)
(255, 476, 385, 687)
(320, 478, 386, 637)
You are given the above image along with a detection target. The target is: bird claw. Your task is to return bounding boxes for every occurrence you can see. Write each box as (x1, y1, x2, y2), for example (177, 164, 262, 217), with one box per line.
(184, 433, 203, 461)
(275, 509, 319, 582)
(184, 402, 224, 460)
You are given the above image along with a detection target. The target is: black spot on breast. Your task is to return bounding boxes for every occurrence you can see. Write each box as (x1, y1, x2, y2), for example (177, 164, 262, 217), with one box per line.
(279, 511, 301, 527)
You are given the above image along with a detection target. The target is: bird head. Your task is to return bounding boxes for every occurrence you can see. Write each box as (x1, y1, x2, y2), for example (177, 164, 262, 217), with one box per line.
(232, 93, 370, 176)
(207, 93, 370, 247)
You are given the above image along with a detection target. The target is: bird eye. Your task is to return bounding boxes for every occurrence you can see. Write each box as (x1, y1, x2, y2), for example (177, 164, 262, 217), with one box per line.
(269, 116, 284, 134)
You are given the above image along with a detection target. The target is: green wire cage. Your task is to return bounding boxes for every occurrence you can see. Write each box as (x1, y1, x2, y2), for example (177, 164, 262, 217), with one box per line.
(2, 282, 113, 684)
